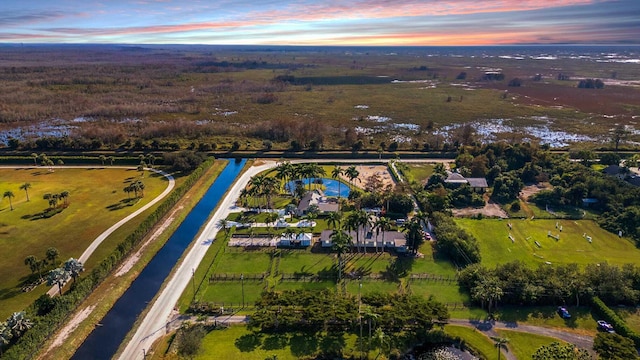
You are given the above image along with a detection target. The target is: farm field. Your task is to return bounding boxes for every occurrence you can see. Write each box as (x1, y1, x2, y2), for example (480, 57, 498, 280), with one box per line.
(0, 167, 170, 318)
(456, 218, 640, 267)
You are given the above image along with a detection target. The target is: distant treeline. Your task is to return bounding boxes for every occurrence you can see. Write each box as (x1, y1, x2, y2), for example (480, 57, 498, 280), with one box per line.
(273, 75, 392, 86)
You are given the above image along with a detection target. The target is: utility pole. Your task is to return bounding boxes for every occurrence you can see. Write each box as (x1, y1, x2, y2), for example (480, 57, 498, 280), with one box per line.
(191, 268, 196, 301)
(241, 273, 245, 308)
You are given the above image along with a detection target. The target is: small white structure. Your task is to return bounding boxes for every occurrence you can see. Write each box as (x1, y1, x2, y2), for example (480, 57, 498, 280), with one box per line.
(279, 232, 312, 247)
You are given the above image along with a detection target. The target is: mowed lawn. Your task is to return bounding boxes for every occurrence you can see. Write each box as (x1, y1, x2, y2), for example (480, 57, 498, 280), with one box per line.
(0, 167, 169, 318)
(457, 219, 640, 267)
(495, 329, 566, 360)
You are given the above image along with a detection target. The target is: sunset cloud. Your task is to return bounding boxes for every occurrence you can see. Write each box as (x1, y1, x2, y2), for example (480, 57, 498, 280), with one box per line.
(0, 0, 637, 45)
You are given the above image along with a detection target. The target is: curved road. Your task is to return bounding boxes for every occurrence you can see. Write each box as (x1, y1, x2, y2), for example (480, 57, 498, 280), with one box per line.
(448, 318, 594, 359)
(0, 165, 174, 297)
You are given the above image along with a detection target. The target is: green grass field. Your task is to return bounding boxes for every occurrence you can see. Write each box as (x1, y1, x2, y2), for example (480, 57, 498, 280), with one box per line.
(443, 325, 499, 360)
(0, 167, 170, 318)
(402, 163, 436, 184)
(456, 218, 640, 267)
(196, 324, 362, 360)
(496, 329, 566, 360)
(495, 306, 598, 333)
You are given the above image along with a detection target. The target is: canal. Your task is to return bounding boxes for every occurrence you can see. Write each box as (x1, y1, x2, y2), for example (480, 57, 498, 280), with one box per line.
(72, 158, 247, 360)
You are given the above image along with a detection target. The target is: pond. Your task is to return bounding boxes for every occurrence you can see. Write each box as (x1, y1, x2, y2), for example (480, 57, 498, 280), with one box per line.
(286, 178, 350, 198)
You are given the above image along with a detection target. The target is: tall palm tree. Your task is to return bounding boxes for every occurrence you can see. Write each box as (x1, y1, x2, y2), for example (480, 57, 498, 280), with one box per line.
(265, 212, 279, 235)
(345, 213, 360, 253)
(261, 177, 279, 209)
(402, 217, 423, 255)
(374, 216, 391, 253)
(123, 185, 132, 199)
(217, 219, 230, 237)
(331, 166, 344, 204)
(330, 230, 352, 284)
(275, 161, 293, 192)
(326, 211, 343, 230)
(146, 154, 156, 167)
(19, 183, 31, 202)
(99, 154, 106, 166)
(248, 174, 265, 212)
(346, 165, 360, 188)
(491, 336, 509, 360)
(350, 210, 370, 253)
(47, 268, 70, 296)
(108, 156, 115, 166)
(3, 191, 15, 211)
(46, 247, 60, 267)
(59, 190, 70, 205)
(31, 153, 38, 166)
(63, 258, 84, 282)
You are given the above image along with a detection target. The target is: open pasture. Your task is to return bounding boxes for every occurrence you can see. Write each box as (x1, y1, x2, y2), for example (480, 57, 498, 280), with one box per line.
(456, 219, 640, 267)
(0, 167, 169, 318)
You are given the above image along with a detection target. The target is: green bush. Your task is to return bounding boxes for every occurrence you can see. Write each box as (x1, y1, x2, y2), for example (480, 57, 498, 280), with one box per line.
(591, 296, 640, 347)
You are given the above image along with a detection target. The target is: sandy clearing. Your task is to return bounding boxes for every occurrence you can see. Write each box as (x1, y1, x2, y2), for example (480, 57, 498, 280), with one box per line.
(342, 165, 395, 189)
(42, 305, 96, 356)
(114, 206, 184, 277)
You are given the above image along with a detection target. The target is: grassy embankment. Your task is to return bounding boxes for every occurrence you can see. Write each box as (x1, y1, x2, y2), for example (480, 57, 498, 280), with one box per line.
(0, 167, 168, 319)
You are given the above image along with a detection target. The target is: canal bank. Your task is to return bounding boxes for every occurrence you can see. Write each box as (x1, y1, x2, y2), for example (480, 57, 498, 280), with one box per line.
(71, 159, 248, 360)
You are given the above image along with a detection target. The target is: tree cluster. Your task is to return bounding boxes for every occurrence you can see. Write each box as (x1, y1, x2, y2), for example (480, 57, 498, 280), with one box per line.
(431, 212, 481, 266)
(577, 78, 604, 89)
(459, 261, 640, 307)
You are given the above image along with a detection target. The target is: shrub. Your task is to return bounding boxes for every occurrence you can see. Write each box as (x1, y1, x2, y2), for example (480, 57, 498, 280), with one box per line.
(510, 201, 521, 212)
(591, 296, 640, 347)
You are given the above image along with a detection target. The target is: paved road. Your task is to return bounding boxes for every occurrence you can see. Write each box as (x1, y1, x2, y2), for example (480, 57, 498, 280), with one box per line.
(0, 165, 174, 297)
(448, 318, 594, 358)
(118, 160, 279, 360)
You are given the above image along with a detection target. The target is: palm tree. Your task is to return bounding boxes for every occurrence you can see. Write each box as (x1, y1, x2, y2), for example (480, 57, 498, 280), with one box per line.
(47, 268, 70, 296)
(217, 219, 230, 237)
(491, 336, 509, 360)
(146, 154, 156, 167)
(346, 165, 360, 188)
(248, 174, 265, 211)
(108, 156, 115, 166)
(19, 183, 31, 202)
(59, 190, 70, 206)
(99, 155, 106, 166)
(349, 210, 370, 253)
(31, 153, 38, 166)
(24, 255, 40, 278)
(123, 185, 132, 199)
(46, 247, 60, 267)
(135, 181, 145, 197)
(330, 230, 352, 284)
(265, 212, 279, 235)
(63, 258, 84, 282)
(345, 213, 360, 253)
(326, 211, 343, 230)
(275, 161, 293, 192)
(138, 161, 146, 177)
(331, 166, 344, 205)
(374, 216, 391, 253)
(7, 312, 32, 338)
(261, 177, 279, 209)
(3, 191, 15, 211)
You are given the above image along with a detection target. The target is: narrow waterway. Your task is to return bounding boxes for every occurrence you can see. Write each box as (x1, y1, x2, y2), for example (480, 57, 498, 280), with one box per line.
(72, 158, 247, 360)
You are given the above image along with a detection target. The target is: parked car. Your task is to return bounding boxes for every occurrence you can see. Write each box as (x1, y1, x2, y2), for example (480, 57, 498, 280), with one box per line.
(597, 320, 615, 333)
(557, 306, 571, 319)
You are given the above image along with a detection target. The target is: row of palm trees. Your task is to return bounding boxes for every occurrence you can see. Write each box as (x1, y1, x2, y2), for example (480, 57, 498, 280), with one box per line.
(274, 161, 327, 192)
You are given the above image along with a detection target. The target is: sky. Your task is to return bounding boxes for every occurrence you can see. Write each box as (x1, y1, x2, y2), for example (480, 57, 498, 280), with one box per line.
(1, 0, 639, 45)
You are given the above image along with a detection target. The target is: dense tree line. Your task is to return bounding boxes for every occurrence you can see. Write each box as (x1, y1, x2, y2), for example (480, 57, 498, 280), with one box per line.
(431, 212, 481, 266)
(459, 261, 640, 307)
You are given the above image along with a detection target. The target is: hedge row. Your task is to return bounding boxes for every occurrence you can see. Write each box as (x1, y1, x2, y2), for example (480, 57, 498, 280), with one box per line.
(3, 157, 217, 359)
(591, 296, 640, 347)
(0, 155, 148, 166)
